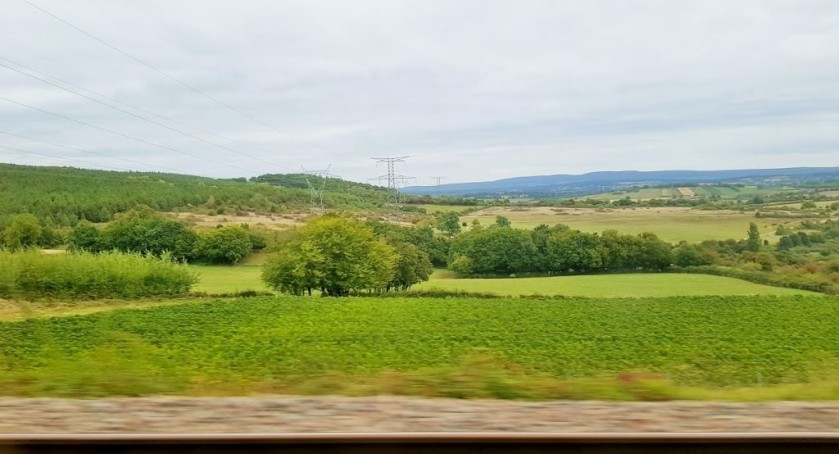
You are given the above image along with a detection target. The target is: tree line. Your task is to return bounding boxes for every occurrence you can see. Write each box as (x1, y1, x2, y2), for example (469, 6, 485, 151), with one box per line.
(447, 222, 672, 276)
(63, 206, 265, 264)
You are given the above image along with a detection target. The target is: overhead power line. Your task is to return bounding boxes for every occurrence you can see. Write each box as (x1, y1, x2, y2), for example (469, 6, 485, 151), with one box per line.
(0, 144, 131, 171)
(0, 95, 257, 173)
(21, 0, 339, 159)
(0, 131, 182, 173)
(0, 58, 292, 172)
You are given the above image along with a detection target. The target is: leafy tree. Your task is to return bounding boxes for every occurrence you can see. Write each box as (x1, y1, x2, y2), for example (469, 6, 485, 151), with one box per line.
(100, 207, 198, 260)
(388, 242, 433, 290)
(673, 242, 713, 267)
(38, 223, 63, 248)
(195, 226, 254, 264)
(3, 214, 42, 250)
(449, 227, 536, 275)
(365, 221, 449, 267)
(747, 222, 761, 252)
(545, 230, 604, 273)
(67, 221, 103, 252)
(495, 215, 511, 228)
(634, 232, 673, 271)
(436, 212, 461, 236)
(263, 216, 397, 296)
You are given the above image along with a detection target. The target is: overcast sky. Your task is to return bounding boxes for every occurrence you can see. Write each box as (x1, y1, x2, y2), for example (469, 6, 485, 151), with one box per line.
(1, 0, 837, 184)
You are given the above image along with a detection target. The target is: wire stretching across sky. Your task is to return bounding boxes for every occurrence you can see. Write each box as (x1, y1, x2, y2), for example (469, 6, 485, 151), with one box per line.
(0, 143, 132, 172)
(0, 130, 184, 173)
(20, 0, 343, 161)
(0, 95, 258, 174)
(0, 58, 295, 173)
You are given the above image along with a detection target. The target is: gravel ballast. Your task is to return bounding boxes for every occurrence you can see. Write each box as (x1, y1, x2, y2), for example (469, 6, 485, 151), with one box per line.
(1, 397, 837, 434)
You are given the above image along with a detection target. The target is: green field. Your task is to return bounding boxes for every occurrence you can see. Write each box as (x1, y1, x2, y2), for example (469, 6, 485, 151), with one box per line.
(461, 206, 809, 242)
(190, 265, 272, 294)
(190, 265, 808, 297)
(1, 295, 836, 399)
(584, 185, 800, 201)
(414, 273, 814, 297)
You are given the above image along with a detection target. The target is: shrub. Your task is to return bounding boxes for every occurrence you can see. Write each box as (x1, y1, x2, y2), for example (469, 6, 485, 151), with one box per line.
(100, 207, 197, 260)
(0, 250, 196, 300)
(194, 226, 253, 264)
(2, 214, 42, 250)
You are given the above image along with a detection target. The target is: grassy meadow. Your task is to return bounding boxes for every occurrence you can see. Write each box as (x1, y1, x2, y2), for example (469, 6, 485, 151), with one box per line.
(1, 295, 836, 399)
(460, 206, 811, 242)
(414, 273, 815, 297)
(584, 185, 800, 201)
(187, 264, 809, 297)
(190, 264, 272, 294)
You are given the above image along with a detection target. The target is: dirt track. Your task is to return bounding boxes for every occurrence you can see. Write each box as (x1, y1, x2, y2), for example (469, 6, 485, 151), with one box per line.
(1, 397, 836, 434)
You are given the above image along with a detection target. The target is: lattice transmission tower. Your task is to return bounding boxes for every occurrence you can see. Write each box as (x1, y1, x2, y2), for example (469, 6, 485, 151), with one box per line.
(371, 156, 413, 205)
(301, 164, 331, 213)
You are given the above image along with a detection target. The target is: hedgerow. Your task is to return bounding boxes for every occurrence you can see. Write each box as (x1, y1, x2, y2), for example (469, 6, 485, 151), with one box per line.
(0, 250, 196, 300)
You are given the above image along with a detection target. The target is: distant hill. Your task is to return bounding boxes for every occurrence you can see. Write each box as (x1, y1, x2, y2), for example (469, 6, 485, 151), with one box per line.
(0, 164, 392, 227)
(403, 167, 839, 199)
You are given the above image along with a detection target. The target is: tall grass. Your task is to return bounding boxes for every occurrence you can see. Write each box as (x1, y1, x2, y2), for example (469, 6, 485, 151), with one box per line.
(0, 250, 196, 300)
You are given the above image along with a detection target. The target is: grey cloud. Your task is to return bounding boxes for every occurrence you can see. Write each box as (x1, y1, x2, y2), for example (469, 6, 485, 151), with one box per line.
(0, 0, 837, 182)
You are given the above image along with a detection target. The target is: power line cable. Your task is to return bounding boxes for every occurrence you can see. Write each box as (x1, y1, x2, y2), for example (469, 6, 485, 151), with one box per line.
(0, 144, 131, 171)
(21, 0, 340, 158)
(0, 95, 257, 173)
(0, 130, 182, 173)
(0, 57, 293, 170)
(0, 57, 295, 172)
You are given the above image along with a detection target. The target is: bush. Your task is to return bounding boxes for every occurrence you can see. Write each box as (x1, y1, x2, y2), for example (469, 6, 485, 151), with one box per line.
(2, 214, 42, 250)
(0, 250, 196, 300)
(100, 208, 197, 260)
(194, 226, 253, 264)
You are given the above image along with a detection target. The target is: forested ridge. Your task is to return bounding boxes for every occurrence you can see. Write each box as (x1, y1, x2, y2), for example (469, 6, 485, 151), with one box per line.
(0, 164, 391, 228)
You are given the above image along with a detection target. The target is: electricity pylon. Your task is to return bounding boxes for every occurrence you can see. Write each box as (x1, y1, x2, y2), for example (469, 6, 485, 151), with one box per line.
(301, 164, 331, 213)
(371, 156, 412, 206)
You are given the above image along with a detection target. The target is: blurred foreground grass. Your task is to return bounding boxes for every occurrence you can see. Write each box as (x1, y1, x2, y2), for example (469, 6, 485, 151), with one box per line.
(1, 295, 837, 400)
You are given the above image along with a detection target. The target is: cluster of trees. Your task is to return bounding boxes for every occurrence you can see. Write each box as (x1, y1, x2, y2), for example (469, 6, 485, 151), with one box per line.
(262, 215, 433, 296)
(670, 220, 839, 293)
(1, 214, 63, 250)
(68, 207, 265, 264)
(448, 223, 673, 276)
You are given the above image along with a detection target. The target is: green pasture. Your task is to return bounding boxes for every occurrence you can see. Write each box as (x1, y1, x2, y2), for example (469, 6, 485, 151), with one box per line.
(583, 185, 800, 201)
(190, 265, 271, 294)
(1, 295, 836, 399)
(585, 187, 677, 201)
(461, 207, 808, 242)
(416, 273, 814, 297)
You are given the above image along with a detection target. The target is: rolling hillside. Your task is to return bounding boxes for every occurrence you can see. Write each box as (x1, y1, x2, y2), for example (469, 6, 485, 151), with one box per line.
(404, 167, 839, 198)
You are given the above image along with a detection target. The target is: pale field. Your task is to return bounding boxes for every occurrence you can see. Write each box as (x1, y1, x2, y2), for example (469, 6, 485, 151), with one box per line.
(767, 201, 837, 209)
(416, 204, 477, 213)
(170, 212, 305, 229)
(460, 206, 816, 242)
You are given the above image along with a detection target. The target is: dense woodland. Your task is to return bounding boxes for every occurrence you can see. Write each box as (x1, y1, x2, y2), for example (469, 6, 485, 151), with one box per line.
(0, 164, 393, 229)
